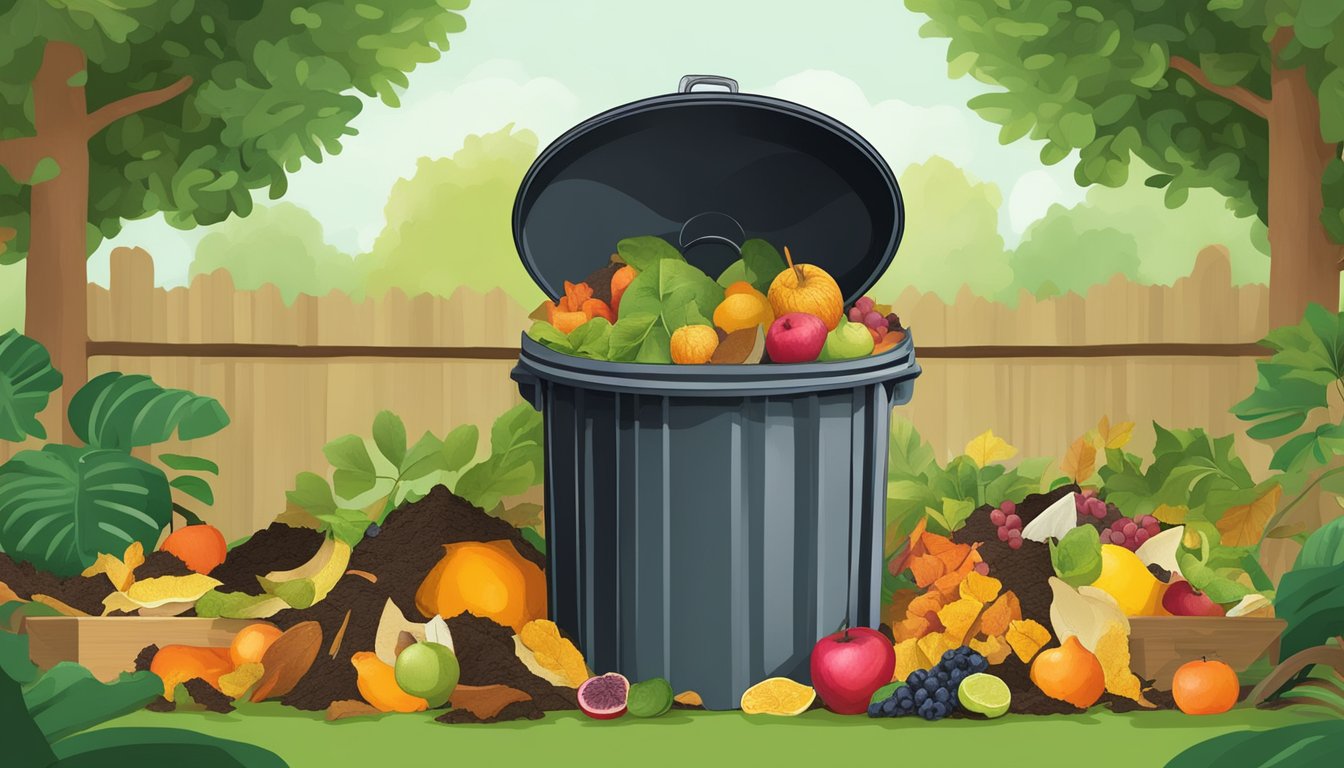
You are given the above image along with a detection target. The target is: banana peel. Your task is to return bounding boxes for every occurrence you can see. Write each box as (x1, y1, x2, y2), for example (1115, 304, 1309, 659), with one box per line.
(197, 536, 352, 619)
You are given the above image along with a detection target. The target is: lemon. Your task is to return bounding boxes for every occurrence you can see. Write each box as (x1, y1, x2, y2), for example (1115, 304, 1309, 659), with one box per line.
(958, 673, 1011, 718)
(740, 677, 815, 715)
(1090, 544, 1163, 615)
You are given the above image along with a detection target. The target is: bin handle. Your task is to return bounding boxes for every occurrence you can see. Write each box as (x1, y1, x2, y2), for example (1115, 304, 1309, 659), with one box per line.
(679, 211, 744, 255)
(678, 74, 739, 94)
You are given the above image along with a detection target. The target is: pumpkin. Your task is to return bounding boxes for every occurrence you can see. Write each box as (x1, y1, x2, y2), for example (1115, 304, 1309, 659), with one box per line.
(415, 540, 546, 632)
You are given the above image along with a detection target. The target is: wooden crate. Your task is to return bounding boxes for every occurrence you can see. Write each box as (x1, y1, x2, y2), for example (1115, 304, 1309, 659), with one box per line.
(25, 617, 257, 682)
(1129, 616, 1284, 689)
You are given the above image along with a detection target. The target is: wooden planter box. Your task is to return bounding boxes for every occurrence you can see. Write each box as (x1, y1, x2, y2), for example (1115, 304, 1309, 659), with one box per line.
(1129, 616, 1285, 689)
(25, 617, 257, 682)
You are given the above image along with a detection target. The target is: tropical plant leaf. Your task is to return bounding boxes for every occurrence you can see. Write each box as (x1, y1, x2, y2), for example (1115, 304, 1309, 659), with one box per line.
(1163, 720, 1344, 768)
(453, 404, 543, 512)
(156, 454, 218, 474)
(168, 475, 214, 506)
(0, 446, 171, 577)
(1296, 515, 1344, 569)
(23, 663, 161, 743)
(68, 373, 229, 450)
(0, 330, 62, 442)
(51, 727, 288, 767)
(0, 653, 53, 768)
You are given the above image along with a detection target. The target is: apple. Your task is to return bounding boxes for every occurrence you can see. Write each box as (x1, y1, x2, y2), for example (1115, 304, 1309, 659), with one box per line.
(1161, 580, 1226, 617)
(810, 625, 896, 714)
(766, 312, 827, 363)
(767, 246, 844, 329)
(819, 317, 875, 361)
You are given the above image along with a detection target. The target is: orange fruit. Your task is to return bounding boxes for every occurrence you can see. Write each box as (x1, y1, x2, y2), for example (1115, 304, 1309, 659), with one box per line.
(230, 623, 283, 667)
(415, 540, 547, 633)
(713, 292, 774, 334)
(160, 524, 228, 575)
(740, 677, 815, 715)
(1172, 658, 1239, 715)
(724, 280, 758, 298)
(1029, 636, 1105, 709)
(610, 265, 637, 313)
(669, 325, 719, 364)
(150, 645, 234, 700)
(351, 652, 428, 713)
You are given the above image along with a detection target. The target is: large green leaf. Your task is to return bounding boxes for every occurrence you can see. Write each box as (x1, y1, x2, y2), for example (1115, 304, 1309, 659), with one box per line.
(1271, 565, 1344, 659)
(0, 445, 171, 577)
(24, 663, 161, 743)
(888, 417, 936, 480)
(0, 329, 62, 441)
(0, 657, 54, 768)
(68, 373, 229, 450)
(454, 404, 543, 513)
(52, 727, 288, 767)
(1296, 515, 1344, 569)
(1164, 720, 1344, 768)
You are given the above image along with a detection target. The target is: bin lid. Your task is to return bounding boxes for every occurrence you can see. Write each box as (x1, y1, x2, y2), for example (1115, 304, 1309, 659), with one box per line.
(513, 75, 904, 304)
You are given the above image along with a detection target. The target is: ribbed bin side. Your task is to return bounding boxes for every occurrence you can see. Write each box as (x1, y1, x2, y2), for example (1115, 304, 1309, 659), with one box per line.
(537, 382, 893, 710)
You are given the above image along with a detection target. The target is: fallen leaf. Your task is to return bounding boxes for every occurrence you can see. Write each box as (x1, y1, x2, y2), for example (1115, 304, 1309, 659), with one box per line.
(327, 699, 383, 721)
(917, 632, 952, 666)
(959, 572, 1002, 604)
(218, 662, 265, 699)
(81, 541, 145, 592)
(1061, 436, 1097, 483)
(31, 594, 89, 617)
(968, 634, 1012, 665)
(965, 429, 1017, 467)
(937, 598, 984, 646)
(1096, 417, 1134, 450)
(518, 619, 590, 688)
(674, 691, 703, 707)
(0, 580, 22, 606)
(1152, 504, 1188, 525)
(892, 615, 932, 643)
(1216, 483, 1282, 547)
(893, 638, 925, 681)
(252, 621, 323, 702)
(908, 554, 945, 588)
(977, 591, 1022, 638)
(449, 684, 532, 720)
(1005, 619, 1051, 664)
(117, 574, 221, 610)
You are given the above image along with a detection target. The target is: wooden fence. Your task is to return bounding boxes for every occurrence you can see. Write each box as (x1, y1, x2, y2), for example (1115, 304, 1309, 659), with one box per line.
(1, 245, 1279, 547)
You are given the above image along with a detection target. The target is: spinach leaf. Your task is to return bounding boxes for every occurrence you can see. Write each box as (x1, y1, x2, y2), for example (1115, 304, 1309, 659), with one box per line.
(616, 235, 684, 271)
(1049, 525, 1103, 587)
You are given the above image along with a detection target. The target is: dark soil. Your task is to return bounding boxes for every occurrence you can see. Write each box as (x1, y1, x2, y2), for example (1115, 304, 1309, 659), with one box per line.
(211, 523, 325, 595)
(184, 678, 235, 713)
(134, 551, 191, 580)
(437, 698, 545, 724)
(581, 261, 622, 306)
(133, 644, 158, 673)
(0, 549, 190, 616)
(272, 486, 565, 714)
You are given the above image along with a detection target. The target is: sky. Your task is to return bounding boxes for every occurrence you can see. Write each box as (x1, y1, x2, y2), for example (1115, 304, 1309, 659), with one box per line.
(85, 0, 1086, 287)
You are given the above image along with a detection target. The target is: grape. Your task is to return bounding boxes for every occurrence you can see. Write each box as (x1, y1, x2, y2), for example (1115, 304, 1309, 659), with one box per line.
(863, 311, 884, 328)
(1000, 500, 1016, 515)
(1008, 538, 1023, 550)
(856, 296, 874, 313)
(848, 307, 864, 323)
(989, 509, 1005, 526)
(997, 527, 1010, 542)
(1135, 529, 1150, 544)
(886, 313, 903, 330)
(1005, 514, 1022, 529)
(1007, 528, 1021, 539)
(868, 702, 882, 717)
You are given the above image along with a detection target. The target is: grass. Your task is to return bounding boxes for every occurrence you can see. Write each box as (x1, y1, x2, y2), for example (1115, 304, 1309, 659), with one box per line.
(96, 703, 1334, 768)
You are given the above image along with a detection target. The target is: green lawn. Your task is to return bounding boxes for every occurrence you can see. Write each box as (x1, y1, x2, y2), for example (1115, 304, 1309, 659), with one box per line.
(96, 703, 1333, 768)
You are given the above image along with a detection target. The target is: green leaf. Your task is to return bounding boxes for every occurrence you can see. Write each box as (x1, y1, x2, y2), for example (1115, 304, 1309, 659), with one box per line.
(736, 238, 789, 294)
(612, 259, 723, 361)
(888, 417, 937, 480)
(609, 313, 664, 362)
(0, 637, 53, 767)
(1295, 515, 1344, 569)
(566, 317, 613, 360)
(310, 508, 369, 549)
(440, 423, 478, 473)
(156, 454, 218, 474)
(66, 70, 87, 87)
(1274, 564, 1344, 659)
(285, 472, 336, 516)
(371, 410, 407, 469)
(0, 628, 39, 683)
(325, 434, 379, 499)
(1177, 531, 1251, 604)
(69, 373, 229, 450)
(28, 157, 60, 185)
(521, 527, 546, 557)
(397, 430, 446, 482)
(924, 497, 975, 535)
(1165, 720, 1344, 768)
(0, 446, 171, 577)
(0, 330, 62, 441)
(24, 664, 161, 742)
(168, 475, 214, 506)
(526, 321, 574, 354)
(52, 726, 288, 767)
(615, 235, 684, 271)
(1049, 525, 1103, 586)
(452, 404, 543, 512)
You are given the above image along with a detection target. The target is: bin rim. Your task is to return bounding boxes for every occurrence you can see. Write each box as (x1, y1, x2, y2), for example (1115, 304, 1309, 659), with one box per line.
(513, 330, 920, 399)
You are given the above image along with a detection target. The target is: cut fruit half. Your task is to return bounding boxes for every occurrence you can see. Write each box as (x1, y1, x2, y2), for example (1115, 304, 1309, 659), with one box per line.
(578, 673, 629, 719)
(957, 672, 1011, 718)
(740, 677, 815, 716)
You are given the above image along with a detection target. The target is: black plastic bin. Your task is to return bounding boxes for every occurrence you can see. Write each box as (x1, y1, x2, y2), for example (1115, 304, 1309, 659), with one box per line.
(510, 75, 921, 710)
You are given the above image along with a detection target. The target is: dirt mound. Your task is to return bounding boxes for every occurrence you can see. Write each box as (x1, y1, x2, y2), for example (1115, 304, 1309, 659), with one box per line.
(211, 523, 325, 595)
(0, 549, 191, 616)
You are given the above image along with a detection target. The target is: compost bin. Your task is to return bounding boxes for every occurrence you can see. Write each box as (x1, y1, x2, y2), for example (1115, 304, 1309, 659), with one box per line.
(511, 74, 920, 709)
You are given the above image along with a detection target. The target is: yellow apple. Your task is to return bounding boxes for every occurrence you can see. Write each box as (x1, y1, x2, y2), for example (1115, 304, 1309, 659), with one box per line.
(767, 247, 843, 330)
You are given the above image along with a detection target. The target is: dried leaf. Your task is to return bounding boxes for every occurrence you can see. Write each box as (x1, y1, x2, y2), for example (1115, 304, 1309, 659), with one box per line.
(977, 591, 1022, 638)
(31, 594, 89, 617)
(345, 569, 377, 583)
(512, 637, 569, 688)
(528, 301, 553, 322)
(937, 598, 984, 646)
(909, 554, 945, 588)
(969, 634, 1012, 665)
(965, 430, 1017, 467)
(1216, 483, 1282, 546)
(959, 572, 1002, 603)
(1226, 594, 1275, 618)
(1096, 417, 1134, 450)
(674, 691, 703, 707)
(327, 699, 383, 721)
(917, 632, 952, 666)
(218, 662, 265, 699)
(1152, 504, 1189, 525)
(1094, 621, 1148, 705)
(894, 638, 925, 681)
(252, 621, 323, 702)
(449, 684, 532, 720)
(1060, 436, 1097, 483)
(0, 580, 21, 606)
(518, 619, 590, 688)
(81, 541, 145, 592)
(1005, 619, 1051, 664)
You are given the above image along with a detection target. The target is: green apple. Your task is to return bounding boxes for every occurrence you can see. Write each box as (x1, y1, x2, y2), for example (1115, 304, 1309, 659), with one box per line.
(819, 317, 875, 361)
(394, 641, 460, 707)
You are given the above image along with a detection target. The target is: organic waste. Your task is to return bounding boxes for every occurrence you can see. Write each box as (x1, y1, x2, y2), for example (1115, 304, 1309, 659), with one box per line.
(526, 235, 905, 364)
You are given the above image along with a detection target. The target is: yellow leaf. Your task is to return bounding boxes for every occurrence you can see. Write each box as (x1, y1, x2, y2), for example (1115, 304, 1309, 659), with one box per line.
(1060, 436, 1097, 483)
(1152, 504, 1189, 525)
(1215, 484, 1282, 547)
(1096, 417, 1134, 450)
(964, 429, 1017, 467)
(518, 619, 591, 688)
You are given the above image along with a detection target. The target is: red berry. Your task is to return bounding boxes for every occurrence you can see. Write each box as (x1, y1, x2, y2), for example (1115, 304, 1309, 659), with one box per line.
(1008, 538, 1023, 550)
(990, 509, 1006, 526)
(997, 527, 1010, 542)
(1001, 500, 1016, 515)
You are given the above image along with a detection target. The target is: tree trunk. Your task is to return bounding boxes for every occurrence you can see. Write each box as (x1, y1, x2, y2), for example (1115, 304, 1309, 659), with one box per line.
(1267, 40, 1340, 329)
(24, 41, 90, 440)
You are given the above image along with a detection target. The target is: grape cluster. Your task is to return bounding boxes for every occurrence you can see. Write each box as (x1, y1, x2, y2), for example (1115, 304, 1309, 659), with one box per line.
(868, 647, 989, 721)
(1074, 490, 1107, 522)
(989, 501, 1023, 550)
(847, 297, 890, 344)
(1104, 514, 1160, 550)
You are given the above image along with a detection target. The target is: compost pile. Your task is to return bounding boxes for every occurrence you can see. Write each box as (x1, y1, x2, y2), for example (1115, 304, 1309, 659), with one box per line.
(0, 548, 192, 618)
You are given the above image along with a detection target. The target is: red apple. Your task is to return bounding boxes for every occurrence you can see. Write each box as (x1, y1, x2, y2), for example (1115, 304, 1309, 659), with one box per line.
(766, 312, 827, 363)
(809, 625, 895, 714)
(1162, 580, 1226, 617)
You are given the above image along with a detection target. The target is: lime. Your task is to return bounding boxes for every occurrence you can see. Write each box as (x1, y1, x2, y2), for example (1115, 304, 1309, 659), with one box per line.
(958, 673, 1010, 718)
(869, 682, 905, 706)
(627, 677, 674, 718)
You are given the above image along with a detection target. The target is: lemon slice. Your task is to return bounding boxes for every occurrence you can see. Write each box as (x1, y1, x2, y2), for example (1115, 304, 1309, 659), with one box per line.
(740, 677, 815, 716)
(958, 672, 1011, 718)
